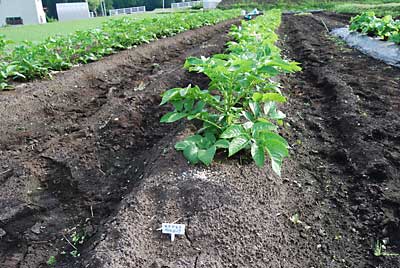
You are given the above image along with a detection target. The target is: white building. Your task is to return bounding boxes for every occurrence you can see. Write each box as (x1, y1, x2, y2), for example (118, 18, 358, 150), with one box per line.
(203, 0, 222, 9)
(0, 0, 46, 26)
(56, 2, 90, 22)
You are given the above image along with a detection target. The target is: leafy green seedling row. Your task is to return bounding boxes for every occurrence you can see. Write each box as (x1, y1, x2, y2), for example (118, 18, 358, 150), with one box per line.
(160, 9, 301, 175)
(0, 10, 240, 90)
(350, 12, 400, 44)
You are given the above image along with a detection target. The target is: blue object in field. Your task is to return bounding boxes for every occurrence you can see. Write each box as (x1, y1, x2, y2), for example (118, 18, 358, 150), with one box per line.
(244, 8, 261, 20)
(249, 8, 260, 15)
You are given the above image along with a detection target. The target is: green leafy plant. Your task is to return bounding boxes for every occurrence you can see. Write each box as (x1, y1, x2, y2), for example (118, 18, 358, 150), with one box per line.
(350, 12, 400, 43)
(69, 231, 85, 258)
(389, 32, 400, 44)
(0, 34, 12, 51)
(46, 256, 56, 267)
(61, 230, 86, 259)
(160, 10, 301, 175)
(0, 10, 240, 91)
(289, 213, 301, 224)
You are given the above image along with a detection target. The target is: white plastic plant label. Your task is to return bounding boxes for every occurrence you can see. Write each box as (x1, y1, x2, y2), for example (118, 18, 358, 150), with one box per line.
(162, 223, 185, 241)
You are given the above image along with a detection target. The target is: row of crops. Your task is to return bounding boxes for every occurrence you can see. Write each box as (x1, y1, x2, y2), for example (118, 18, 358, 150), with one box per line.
(160, 9, 301, 176)
(350, 12, 400, 44)
(0, 10, 240, 90)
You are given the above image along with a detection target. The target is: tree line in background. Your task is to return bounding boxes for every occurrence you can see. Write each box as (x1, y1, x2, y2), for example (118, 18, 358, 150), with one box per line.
(42, 0, 180, 18)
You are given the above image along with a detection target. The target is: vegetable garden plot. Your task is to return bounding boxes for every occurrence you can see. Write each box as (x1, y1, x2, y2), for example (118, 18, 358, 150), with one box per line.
(76, 11, 400, 268)
(349, 12, 400, 44)
(331, 27, 400, 67)
(1, 10, 400, 268)
(0, 19, 238, 268)
(0, 10, 239, 90)
(281, 12, 400, 268)
(331, 12, 400, 67)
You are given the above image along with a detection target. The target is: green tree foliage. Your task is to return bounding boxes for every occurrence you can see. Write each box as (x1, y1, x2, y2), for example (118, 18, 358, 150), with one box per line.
(88, 0, 101, 10)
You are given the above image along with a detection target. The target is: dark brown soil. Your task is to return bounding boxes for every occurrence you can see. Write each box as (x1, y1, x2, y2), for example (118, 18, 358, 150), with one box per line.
(280, 12, 400, 268)
(0, 19, 239, 268)
(1, 12, 399, 268)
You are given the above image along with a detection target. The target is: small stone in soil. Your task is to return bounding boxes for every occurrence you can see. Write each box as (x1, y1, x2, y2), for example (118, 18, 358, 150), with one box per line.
(0, 228, 6, 238)
(31, 223, 42, 234)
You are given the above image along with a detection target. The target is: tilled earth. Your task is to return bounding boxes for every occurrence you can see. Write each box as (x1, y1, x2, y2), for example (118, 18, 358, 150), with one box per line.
(0, 13, 399, 268)
(280, 12, 400, 268)
(0, 19, 239, 267)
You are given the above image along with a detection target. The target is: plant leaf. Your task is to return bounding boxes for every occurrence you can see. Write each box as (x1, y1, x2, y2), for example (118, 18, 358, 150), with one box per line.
(186, 135, 203, 143)
(264, 102, 286, 120)
(243, 121, 253, 130)
(160, 88, 180, 105)
(204, 132, 216, 144)
(264, 138, 289, 176)
(258, 65, 279, 76)
(262, 131, 289, 147)
(262, 93, 286, 103)
(249, 101, 261, 117)
(228, 135, 250, 157)
(242, 111, 254, 121)
(215, 139, 229, 149)
(252, 121, 278, 135)
(175, 140, 192, 151)
(198, 145, 216, 166)
(251, 142, 265, 167)
(221, 125, 245, 139)
(183, 143, 199, 164)
(160, 112, 187, 123)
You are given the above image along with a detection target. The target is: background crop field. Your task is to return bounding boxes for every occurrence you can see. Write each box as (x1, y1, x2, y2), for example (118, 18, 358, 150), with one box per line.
(0, 12, 163, 45)
(332, 2, 400, 16)
(220, 0, 400, 16)
(2, 0, 399, 46)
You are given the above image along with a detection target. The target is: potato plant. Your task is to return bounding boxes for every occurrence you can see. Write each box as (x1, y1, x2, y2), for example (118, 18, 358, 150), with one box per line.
(350, 12, 400, 44)
(160, 10, 301, 175)
(0, 35, 24, 90)
(0, 10, 240, 90)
